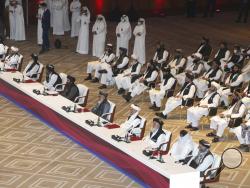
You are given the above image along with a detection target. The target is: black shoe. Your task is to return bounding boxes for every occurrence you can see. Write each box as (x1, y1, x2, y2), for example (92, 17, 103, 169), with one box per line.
(190, 127, 199, 131)
(99, 84, 107, 89)
(206, 132, 216, 137)
(155, 112, 167, 119)
(212, 136, 220, 143)
(98, 69, 107, 74)
(118, 88, 125, 95)
(185, 124, 193, 129)
(85, 75, 92, 80)
(122, 93, 132, 102)
(91, 78, 99, 83)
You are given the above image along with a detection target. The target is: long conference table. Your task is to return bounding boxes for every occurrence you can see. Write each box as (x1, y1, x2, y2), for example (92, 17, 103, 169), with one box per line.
(0, 71, 200, 188)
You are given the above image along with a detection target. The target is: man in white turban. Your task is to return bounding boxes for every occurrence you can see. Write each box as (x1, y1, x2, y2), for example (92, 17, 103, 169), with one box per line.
(70, 0, 81, 37)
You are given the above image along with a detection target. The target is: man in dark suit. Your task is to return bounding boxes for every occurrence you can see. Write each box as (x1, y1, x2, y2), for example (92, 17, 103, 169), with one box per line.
(203, 0, 216, 17)
(40, 3, 50, 54)
(236, 0, 250, 23)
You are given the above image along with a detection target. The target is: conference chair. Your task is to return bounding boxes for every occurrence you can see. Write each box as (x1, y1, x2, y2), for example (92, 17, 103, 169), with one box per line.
(130, 117, 147, 141)
(55, 73, 67, 92)
(75, 84, 89, 107)
(200, 107, 218, 130)
(106, 100, 116, 123)
(22, 63, 44, 82)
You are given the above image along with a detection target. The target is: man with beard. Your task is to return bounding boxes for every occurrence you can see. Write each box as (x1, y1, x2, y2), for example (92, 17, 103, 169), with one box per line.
(153, 42, 169, 68)
(60, 75, 79, 102)
(91, 91, 111, 121)
(168, 49, 186, 76)
(0, 46, 21, 70)
(149, 67, 177, 111)
(23, 53, 42, 81)
(43, 64, 62, 91)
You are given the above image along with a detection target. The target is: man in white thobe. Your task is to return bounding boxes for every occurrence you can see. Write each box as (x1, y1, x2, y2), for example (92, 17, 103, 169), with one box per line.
(62, 0, 70, 32)
(13, 1, 25, 41)
(122, 62, 159, 102)
(207, 97, 247, 143)
(76, 7, 90, 54)
(85, 44, 115, 81)
(43, 64, 63, 91)
(153, 42, 169, 67)
(0, 46, 20, 70)
(149, 67, 176, 111)
(23, 53, 42, 81)
(52, 0, 64, 35)
(156, 73, 196, 119)
(92, 15, 107, 58)
(133, 18, 146, 64)
(0, 38, 8, 60)
(70, 0, 81, 37)
(37, 3, 44, 45)
(143, 118, 171, 160)
(168, 49, 186, 76)
(240, 113, 250, 152)
(115, 54, 142, 95)
(111, 104, 143, 143)
(193, 60, 222, 98)
(169, 130, 194, 162)
(186, 82, 221, 131)
(8, 0, 16, 40)
(116, 15, 131, 56)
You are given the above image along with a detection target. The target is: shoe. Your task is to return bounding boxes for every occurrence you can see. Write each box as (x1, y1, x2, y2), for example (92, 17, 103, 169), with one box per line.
(123, 94, 132, 102)
(212, 137, 220, 143)
(190, 127, 199, 131)
(155, 112, 167, 119)
(206, 132, 216, 137)
(91, 78, 99, 83)
(185, 124, 193, 129)
(118, 88, 125, 95)
(98, 69, 107, 74)
(85, 75, 92, 80)
(99, 85, 107, 89)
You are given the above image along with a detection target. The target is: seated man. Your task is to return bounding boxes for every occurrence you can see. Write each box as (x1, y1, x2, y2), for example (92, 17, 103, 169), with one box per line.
(143, 117, 171, 158)
(115, 54, 142, 95)
(86, 43, 115, 81)
(91, 91, 111, 120)
(169, 130, 194, 162)
(204, 41, 230, 71)
(168, 49, 186, 76)
(207, 95, 247, 143)
(193, 60, 222, 98)
(122, 61, 159, 102)
(224, 44, 244, 71)
(240, 115, 250, 152)
(149, 67, 176, 111)
(98, 47, 129, 89)
(0, 37, 8, 60)
(186, 82, 221, 131)
(111, 104, 142, 143)
(156, 73, 196, 119)
(43, 64, 62, 91)
(181, 139, 214, 177)
(0, 46, 21, 70)
(175, 53, 203, 86)
(60, 75, 79, 102)
(219, 64, 244, 107)
(152, 42, 169, 67)
(23, 53, 42, 81)
(186, 37, 212, 68)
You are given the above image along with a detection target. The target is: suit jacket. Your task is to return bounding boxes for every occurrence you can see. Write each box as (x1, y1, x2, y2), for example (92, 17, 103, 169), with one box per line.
(42, 9, 50, 31)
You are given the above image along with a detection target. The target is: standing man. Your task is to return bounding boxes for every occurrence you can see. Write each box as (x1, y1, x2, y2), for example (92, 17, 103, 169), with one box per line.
(116, 15, 131, 56)
(70, 0, 81, 38)
(52, 0, 64, 35)
(133, 18, 146, 65)
(203, 0, 216, 18)
(13, 1, 25, 41)
(37, 2, 44, 45)
(236, 0, 250, 23)
(186, 0, 197, 18)
(40, 3, 50, 54)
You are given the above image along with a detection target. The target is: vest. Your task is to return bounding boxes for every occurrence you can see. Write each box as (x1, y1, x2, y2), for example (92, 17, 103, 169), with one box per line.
(150, 128, 165, 143)
(131, 62, 140, 73)
(156, 48, 165, 60)
(26, 62, 40, 78)
(208, 92, 219, 104)
(180, 82, 194, 96)
(127, 115, 142, 129)
(206, 68, 220, 79)
(215, 48, 228, 61)
(46, 72, 62, 88)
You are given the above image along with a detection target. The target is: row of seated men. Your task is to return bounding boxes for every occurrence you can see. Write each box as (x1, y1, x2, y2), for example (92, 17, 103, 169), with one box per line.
(1, 44, 249, 186)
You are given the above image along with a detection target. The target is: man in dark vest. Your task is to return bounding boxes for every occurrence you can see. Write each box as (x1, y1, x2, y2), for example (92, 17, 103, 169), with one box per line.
(156, 73, 196, 119)
(43, 64, 62, 91)
(23, 53, 42, 81)
(181, 139, 214, 177)
(186, 82, 221, 131)
(91, 91, 111, 120)
(40, 3, 50, 54)
(60, 75, 79, 102)
(207, 95, 247, 143)
(152, 42, 169, 67)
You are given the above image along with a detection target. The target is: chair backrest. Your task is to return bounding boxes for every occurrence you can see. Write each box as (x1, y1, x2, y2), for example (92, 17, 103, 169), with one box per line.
(37, 64, 44, 82)
(166, 78, 177, 98)
(107, 100, 116, 122)
(162, 129, 172, 153)
(139, 117, 147, 139)
(17, 55, 23, 71)
(76, 84, 89, 107)
(59, 73, 67, 90)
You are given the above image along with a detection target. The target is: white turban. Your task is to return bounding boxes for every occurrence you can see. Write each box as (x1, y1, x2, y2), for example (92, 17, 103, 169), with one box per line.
(11, 46, 19, 52)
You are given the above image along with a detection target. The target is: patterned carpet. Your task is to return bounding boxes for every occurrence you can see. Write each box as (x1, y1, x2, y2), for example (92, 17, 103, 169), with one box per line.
(1, 12, 250, 188)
